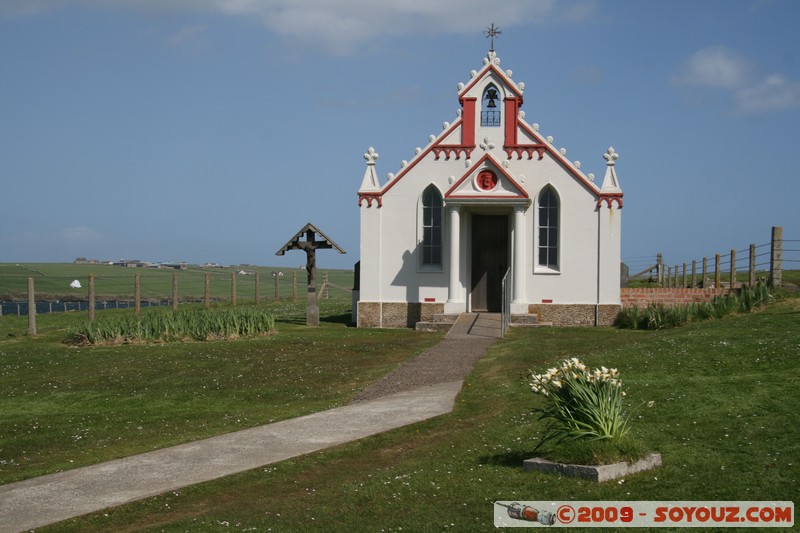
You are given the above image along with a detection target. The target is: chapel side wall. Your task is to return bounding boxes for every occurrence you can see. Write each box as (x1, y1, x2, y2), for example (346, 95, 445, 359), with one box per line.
(598, 203, 622, 305)
(373, 163, 451, 305)
(358, 199, 382, 305)
(516, 154, 605, 306)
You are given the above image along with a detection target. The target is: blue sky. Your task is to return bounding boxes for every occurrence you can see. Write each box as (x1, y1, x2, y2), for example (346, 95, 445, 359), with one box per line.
(1, 0, 798, 272)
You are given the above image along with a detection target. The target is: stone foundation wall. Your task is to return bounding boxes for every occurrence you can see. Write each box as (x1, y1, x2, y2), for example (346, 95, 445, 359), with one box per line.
(620, 288, 731, 309)
(357, 302, 445, 328)
(527, 304, 620, 327)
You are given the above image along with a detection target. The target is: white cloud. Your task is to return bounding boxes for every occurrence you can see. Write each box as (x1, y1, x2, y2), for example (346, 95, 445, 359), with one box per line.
(1, 0, 558, 54)
(673, 45, 800, 115)
(734, 74, 800, 113)
(673, 45, 757, 89)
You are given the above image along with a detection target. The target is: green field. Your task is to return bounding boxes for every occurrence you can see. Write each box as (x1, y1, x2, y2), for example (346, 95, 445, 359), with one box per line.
(1, 290, 798, 531)
(0, 263, 355, 303)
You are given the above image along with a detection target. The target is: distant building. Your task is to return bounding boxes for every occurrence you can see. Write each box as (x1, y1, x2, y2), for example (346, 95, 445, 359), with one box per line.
(159, 262, 188, 270)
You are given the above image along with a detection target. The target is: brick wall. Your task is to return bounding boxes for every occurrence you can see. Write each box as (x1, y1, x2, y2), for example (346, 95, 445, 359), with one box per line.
(621, 288, 731, 309)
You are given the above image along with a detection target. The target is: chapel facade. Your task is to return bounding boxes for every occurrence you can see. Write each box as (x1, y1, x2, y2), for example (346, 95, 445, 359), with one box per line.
(355, 49, 623, 328)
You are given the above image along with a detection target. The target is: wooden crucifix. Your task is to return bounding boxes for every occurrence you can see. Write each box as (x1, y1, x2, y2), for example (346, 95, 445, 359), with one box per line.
(275, 223, 346, 326)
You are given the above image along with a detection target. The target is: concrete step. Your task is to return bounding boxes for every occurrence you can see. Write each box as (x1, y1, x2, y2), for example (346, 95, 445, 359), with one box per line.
(414, 321, 452, 333)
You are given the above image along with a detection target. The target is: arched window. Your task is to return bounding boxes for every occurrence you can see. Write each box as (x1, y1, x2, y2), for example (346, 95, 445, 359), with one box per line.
(481, 85, 501, 127)
(537, 186, 559, 269)
(421, 186, 443, 267)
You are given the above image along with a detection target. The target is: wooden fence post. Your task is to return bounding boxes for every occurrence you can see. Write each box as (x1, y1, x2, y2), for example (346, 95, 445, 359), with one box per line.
(691, 260, 697, 288)
(204, 272, 210, 310)
(88, 274, 95, 323)
(323, 272, 329, 299)
(714, 254, 721, 289)
(729, 249, 736, 289)
(682, 263, 687, 288)
(255, 272, 260, 304)
(770, 226, 783, 288)
(293, 271, 298, 301)
(231, 271, 237, 307)
(134, 273, 141, 317)
(749, 244, 756, 287)
(27, 277, 36, 336)
(172, 272, 178, 311)
(273, 272, 281, 302)
(702, 257, 708, 288)
(656, 253, 663, 285)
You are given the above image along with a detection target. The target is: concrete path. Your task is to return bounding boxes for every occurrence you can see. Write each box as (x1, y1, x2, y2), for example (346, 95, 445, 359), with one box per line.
(0, 381, 464, 533)
(447, 312, 502, 339)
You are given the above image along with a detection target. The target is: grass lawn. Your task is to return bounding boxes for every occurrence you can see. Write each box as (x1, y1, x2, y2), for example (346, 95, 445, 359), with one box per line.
(2, 294, 798, 531)
(0, 297, 441, 484)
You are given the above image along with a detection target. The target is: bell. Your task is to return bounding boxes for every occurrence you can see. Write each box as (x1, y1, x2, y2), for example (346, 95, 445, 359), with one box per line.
(485, 88, 498, 108)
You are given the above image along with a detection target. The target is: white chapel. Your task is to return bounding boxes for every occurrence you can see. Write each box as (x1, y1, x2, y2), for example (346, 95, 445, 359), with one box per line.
(355, 44, 623, 328)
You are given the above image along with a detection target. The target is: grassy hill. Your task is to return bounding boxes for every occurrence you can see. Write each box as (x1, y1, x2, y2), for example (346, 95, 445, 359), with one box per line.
(0, 263, 355, 302)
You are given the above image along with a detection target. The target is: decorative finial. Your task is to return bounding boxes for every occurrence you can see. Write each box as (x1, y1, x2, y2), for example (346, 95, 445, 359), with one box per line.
(604, 146, 619, 166)
(364, 147, 379, 165)
(484, 23, 502, 52)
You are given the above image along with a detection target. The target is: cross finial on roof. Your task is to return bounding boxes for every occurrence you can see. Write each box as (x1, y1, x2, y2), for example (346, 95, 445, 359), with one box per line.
(484, 23, 501, 52)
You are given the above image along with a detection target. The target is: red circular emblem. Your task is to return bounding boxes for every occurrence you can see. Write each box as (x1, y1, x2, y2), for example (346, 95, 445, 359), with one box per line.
(477, 170, 498, 191)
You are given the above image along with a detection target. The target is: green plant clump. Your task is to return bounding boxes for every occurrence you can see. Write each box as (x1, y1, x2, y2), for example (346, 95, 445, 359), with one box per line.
(64, 307, 276, 345)
(615, 282, 773, 330)
(528, 357, 639, 456)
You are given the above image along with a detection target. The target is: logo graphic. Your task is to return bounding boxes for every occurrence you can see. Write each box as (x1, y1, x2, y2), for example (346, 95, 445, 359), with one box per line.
(497, 502, 556, 525)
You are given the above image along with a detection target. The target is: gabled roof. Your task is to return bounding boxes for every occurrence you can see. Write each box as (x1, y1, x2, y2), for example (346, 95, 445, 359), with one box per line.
(456, 51, 524, 102)
(445, 153, 528, 202)
(275, 223, 346, 256)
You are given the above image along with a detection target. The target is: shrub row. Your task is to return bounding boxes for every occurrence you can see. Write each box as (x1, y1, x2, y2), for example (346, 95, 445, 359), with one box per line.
(64, 307, 276, 345)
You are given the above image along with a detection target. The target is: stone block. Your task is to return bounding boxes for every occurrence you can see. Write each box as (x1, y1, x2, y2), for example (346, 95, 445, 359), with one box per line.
(523, 453, 662, 482)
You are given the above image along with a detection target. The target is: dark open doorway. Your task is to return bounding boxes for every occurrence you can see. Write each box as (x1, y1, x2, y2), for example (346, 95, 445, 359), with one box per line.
(471, 214, 509, 312)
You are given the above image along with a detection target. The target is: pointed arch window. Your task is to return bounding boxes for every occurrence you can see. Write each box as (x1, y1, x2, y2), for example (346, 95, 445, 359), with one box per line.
(481, 85, 501, 127)
(537, 186, 559, 269)
(421, 186, 443, 267)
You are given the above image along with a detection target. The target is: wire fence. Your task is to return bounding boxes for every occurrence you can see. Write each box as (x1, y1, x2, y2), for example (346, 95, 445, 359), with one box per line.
(623, 227, 794, 289)
(0, 266, 355, 318)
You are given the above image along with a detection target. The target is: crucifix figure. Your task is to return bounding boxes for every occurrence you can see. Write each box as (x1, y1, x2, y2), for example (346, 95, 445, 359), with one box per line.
(484, 23, 502, 52)
(276, 223, 346, 326)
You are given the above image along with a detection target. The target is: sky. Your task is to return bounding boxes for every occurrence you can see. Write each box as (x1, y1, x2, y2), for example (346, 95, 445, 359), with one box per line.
(1, 0, 799, 272)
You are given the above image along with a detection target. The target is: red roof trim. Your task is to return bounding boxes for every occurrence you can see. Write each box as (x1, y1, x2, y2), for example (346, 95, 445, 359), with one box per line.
(515, 120, 608, 197)
(379, 117, 476, 197)
(458, 63, 524, 101)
